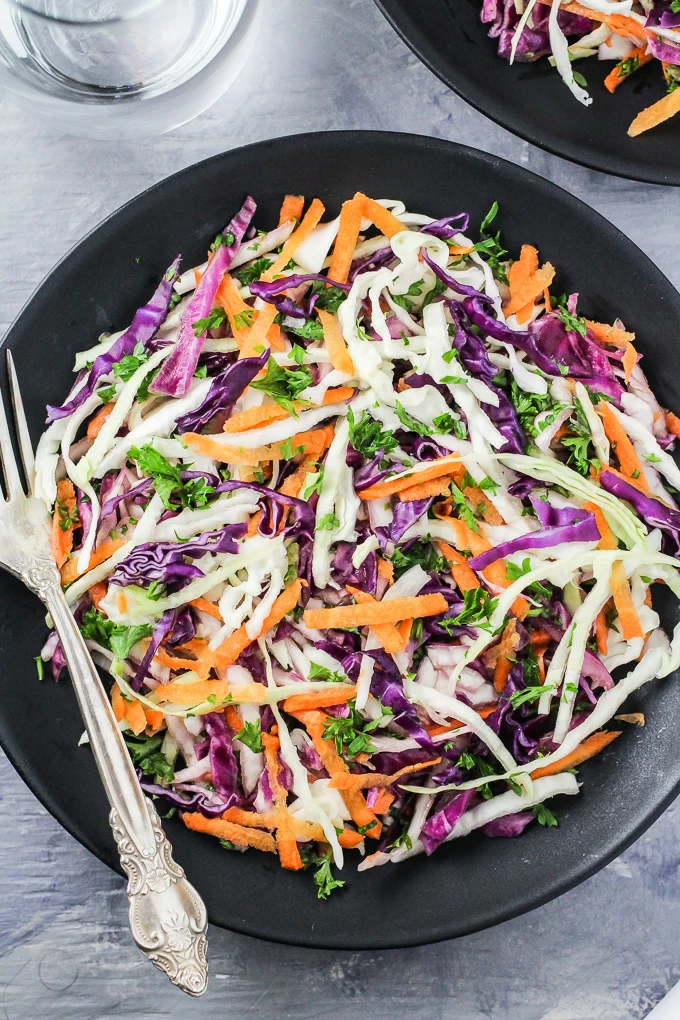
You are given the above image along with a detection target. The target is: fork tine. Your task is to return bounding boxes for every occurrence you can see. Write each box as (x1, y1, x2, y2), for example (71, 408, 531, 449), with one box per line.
(6, 350, 35, 493)
(0, 353, 24, 500)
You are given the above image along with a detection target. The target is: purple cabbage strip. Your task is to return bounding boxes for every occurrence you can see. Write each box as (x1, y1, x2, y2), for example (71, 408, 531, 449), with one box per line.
(132, 609, 176, 691)
(332, 541, 378, 595)
(100, 478, 153, 519)
(138, 774, 232, 819)
(175, 349, 269, 434)
(600, 469, 680, 557)
(249, 273, 350, 318)
(421, 248, 486, 300)
(110, 525, 246, 588)
(359, 649, 434, 748)
(468, 514, 600, 571)
(203, 712, 240, 808)
(487, 662, 548, 764)
(482, 811, 535, 838)
(422, 213, 470, 241)
(421, 789, 477, 855)
(166, 605, 197, 648)
(646, 33, 680, 62)
(646, 2, 680, 29)
(152, 197, 256, 398)
(46, 258, 180, 422)
(348, 247, 395, 283)
(529, 495, 591, 528)
(481, 0, 592, 62)
(375, 497, 433, 549)
(214, 479, 315, 541)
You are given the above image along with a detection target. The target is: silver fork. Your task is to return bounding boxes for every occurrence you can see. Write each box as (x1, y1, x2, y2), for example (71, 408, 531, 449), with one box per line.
(0, 351, 208, 996)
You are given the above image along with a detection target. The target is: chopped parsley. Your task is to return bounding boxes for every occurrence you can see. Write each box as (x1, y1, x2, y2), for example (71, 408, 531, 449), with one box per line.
(193, 307, 228, 336)
(394, 401, 433, 438)
(555, 307, 587, 337)
(234, 720, 264, 754)
(533, 804, 558, 827)
(347, 406, 398, 456)
(450, 480, 481, 535)
(128, 443, 215, 511)
(286, 319, 325, 341)
(124, 732, 174, 784)
(390, 539, 446, 580)
(56, 496, 79, 533)
(318, 513, 340, 531)
(233, 257, 274, 286)
(308, 662, 346, 683)
(250, 357, 312, 415)
(322, 702, 384, 758)
(508, 684, 554, 709)
(300, 847, 345, 899)
(441, 587, 498, 631)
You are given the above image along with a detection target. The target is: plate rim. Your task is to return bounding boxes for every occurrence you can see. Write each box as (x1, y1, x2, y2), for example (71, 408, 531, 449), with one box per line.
(373, 0, 680, 188)
(2, 128, 680, 949)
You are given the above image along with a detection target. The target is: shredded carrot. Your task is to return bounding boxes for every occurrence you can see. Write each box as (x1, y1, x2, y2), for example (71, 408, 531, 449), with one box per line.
(493, 618, 519, 693)
(505, 245, 556, 319)
(214, 578, 303, 670)
(144, 708, 164, 733)
(585, 320, 636, 349)
(582, 500, 617, 550)
(220, 807, 364, 847)
(154, 678, 267, 706)
(377, 557, 394, 584)
(59, 536, 127, 585)
(358, 455, 461, 501)
(224, 404, 290, 433)
(182, 812, 277, 853)
(327, 197, 364, 284)
(303, 593, 447, 631)
(463, 484, 504, 526)
(215, 271, 254, 347)
(246, 510, 263, 539)
(279, 194, 305, 226)
(262, 731, 303, 870)
(51, 479, 78, 569)
(294, 709, 380, 837)
(604, 47, 652, 93)
(665, 410, 680, 439)
(182, 424, 334, 466)
(629, 85, 680, 137)
(86, 402, 115, 439)
(398, 477, 452, 502)
(597, 401, 650, 492)
(595, 606, 609, 656)
(219, 705, 242, 735)
(282, 685, 358, 714)
(345, 586, 409, 654)
(238, 303, 278, 360)
(436, 540, 480, 593)
(611, 560, 644, 640)
(371, 790, 395, 815)
(356, 193, 405, 239)
(532, 731, 621, 780)
(189, 597, 223, 621)
(448, 244, 475, 256)
(154, 640, 213, 681)
(329, 758, 442, 790)
(318, 308, 355, 376)
(88, 581, 108, 609)
(265, 198, 326, 281)
(111, 683, 147, 736)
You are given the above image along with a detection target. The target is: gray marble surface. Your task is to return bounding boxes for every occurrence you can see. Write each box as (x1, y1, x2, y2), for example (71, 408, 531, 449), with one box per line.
(1, 1, 679, 1017)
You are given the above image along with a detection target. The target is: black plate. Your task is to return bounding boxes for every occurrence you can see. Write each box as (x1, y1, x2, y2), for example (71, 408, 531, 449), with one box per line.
(375, 0, 680, 186)
(1, 131, 680, 949)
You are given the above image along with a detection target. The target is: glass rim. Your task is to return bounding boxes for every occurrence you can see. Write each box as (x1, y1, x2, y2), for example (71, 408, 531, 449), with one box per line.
(0, 0, 165, 25)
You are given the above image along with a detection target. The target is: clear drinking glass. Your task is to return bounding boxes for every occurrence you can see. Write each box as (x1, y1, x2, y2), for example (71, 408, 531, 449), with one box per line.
(0, 0, 260, 138)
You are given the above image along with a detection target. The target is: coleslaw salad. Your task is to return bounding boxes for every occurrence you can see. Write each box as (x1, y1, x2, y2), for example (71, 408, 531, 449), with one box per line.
(37, 190, 680, 897)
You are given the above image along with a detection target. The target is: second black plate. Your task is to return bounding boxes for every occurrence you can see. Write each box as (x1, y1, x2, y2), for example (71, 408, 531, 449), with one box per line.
(376, 0, 680, 186)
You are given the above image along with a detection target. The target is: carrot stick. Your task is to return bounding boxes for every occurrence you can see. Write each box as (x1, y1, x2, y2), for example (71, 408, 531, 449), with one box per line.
(189, 597, 223, 621)
(582, 500, 617, 550)
(214, 578, 303, 669)
(436, 540, 480, 593)
(51, 479, 78, 569)
(377, 557, 394, 584)
(493, 619, 519, 693)
(399, 477, 452, 502)
(358, 455, 461, 500)
(597, 402, 649, 491)
(182, 424, 334, 466)
(327, 197, 364, 285)
(111, 682, 146, 735)
(279, 195, 305, 226)
(295, 709, 380, 837)
(182, 812, 277, 853)
(303, 593, 448, 631)
(237, 303, 278, 360)
(629, 86, 680, 137)
(665, 410, 680, 439)
(610, 560, 644, 640)
(87, 402, 115, 440)
(265, 198, 326, 281)
(144, 708, 164, 732)
(371, 790, 395, 815)
(153, 678, 243, 705)
(345, 585, 408, 654)
(224, 704, 244, 733)
(223, 404, 290, 433)
(59, 536, 127, 585)
(356, 194, 405, 239)
(88, 581, 108, 609)
(604, 47, 653, 93)
(595, 607, 609, 656)
(262, 731, 303, 870)
(504, 245, 556, 318)
(282, 686, 358, 714)
(532, 731, 621, 780)
(328, 758, 442, 790)
(215, 271, 254, 345)
(585, 320, 636, 348)
(318, 308, 355, 376)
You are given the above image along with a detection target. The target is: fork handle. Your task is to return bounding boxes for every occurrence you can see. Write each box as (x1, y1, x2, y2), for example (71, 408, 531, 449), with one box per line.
(42, 579, 208, 996)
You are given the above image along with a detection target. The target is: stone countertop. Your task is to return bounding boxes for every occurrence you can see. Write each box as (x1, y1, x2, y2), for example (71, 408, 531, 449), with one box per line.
(0, 1, 679, 1016)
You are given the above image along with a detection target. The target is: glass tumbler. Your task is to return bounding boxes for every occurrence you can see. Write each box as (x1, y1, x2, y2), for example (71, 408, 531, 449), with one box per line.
(0, 0, 260, 138)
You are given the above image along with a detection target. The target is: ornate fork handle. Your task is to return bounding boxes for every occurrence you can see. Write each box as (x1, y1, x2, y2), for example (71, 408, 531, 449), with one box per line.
(35, 568, 208, 996)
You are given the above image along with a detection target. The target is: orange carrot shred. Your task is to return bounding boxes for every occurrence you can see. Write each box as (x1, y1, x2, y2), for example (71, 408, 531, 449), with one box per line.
(532, 731, 621, 780)
(87, 401, 115, 439)
(328, 197, 364, 284)
(213, 579, 303, 669)
(358, 455, 461, 501)
(282, 686, 357, 714)
(628, 86, 680, 137)
(329, 758, 442, 790)
(493, 619, 519, 693)
(59, 536, 127, 585)
(356, 194, 405, 239)
(303, 593, 447, 631)
(436, 540, 480, 593)
(611, 560, 644, 640)
(51, 479, 78, 569)
(279, 195, 305, 226)
(182, 813, 277, 853)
